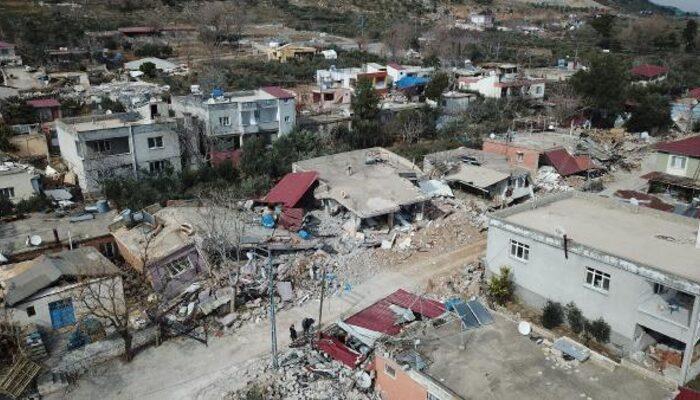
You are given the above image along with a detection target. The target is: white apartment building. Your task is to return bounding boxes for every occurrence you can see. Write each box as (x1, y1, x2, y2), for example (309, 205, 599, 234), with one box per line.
(56, 112, 182, 194)
(171, 86, 296, 151)
(458, 63, 545, 99)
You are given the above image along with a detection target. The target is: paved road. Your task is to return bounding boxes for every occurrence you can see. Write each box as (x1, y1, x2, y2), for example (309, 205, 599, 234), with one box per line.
(66, 240, 486, 400)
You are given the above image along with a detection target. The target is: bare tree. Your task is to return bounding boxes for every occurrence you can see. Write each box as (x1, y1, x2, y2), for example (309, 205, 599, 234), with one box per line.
(191, 1, 248, 50)
(384, 21, 415, 60)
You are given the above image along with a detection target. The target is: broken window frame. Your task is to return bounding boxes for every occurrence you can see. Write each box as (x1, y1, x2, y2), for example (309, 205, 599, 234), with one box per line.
(0, 187, 15, 199)
(509, 239, 530, 262)
(163, 257, 191, 278)
(585, 267, 610, 292)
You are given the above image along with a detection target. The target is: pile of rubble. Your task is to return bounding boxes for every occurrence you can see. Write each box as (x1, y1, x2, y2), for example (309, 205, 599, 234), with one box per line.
(426, 262, 483, 299)
(535, 166, 573, 193)
(226, 347, 377, 400)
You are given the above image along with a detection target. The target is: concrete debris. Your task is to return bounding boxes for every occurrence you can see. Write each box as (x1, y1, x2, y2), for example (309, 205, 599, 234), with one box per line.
(535, 166, 572, 193)
(225, 347, 378, 400)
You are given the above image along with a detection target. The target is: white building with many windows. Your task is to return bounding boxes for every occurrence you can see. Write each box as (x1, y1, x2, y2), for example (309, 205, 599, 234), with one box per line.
(171, 86, 296, 153)
(55, 112, 182, 194)
(486, 191, 700, 384)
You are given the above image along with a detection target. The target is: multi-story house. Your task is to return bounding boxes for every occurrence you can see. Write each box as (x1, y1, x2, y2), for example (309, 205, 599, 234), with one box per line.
(485, 191, 700, 384)
(171, 86, 296, 153)
(0, 163, 41, 203)
(458, 63, 545, 99)
(56, 112, 182, 194)
(643, 135, 700, 202)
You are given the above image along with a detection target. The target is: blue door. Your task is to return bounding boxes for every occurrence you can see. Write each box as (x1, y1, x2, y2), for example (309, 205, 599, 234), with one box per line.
(49, 299, 76, 329)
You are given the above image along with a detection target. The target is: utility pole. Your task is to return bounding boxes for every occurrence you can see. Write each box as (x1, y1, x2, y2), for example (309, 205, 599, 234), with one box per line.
(317, 267, 326, 345)
(267, 250, 278, 369)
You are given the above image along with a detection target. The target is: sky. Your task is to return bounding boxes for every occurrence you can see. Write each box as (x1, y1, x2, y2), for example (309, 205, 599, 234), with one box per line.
(650, 0, 700, 13)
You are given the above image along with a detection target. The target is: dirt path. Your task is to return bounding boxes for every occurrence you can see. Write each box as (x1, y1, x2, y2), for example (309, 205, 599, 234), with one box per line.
(65, 239, 486, 400)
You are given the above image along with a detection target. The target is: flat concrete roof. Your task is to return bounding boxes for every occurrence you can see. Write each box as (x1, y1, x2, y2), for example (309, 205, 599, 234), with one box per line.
(486, 132, 580, 152)
(493, 192, 700, 283)
(0, 211, 117, 257)
(400, 315, 671, 400)
(425, 147, 528, 176)
(294, 148, 428, 219)
(57, 113, 174, 133)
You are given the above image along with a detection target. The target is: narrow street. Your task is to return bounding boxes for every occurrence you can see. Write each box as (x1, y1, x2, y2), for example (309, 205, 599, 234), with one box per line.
(66, 240, 486, 400)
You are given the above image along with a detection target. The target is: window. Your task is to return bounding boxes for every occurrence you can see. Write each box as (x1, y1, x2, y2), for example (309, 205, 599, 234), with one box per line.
(585, 268, 610, 292)
(383, 364, 396, 378)
(669, 155, 687, 170)
(26, 306, 36, 317)
(93, 139, 111, 153)
(284, 116, 291, 122)
(163, 257, 191, 278)
(510, 239, 530, 262)
(427, 393, 442, 400)
(0, 187, 15, 199)
(100, 242, 116, 258)
(147, 136, 164, 149)
(516, 152, 524, 163)
(148, 160, 170, 174)
(219, 116, 230, 126)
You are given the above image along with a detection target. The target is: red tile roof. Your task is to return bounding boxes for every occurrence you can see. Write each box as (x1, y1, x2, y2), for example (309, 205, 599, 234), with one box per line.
(26, 99, 60, 108)
(279, 207, 304, 232)
(677, 387, 700, 400)
(630, 64, 669, 79)
(263, 171, 318, 208)
(261, 86, 295, 99)
(543, 148, 594, 176)
(343, 289, 445, 336)
(0, 41, 13, 49)
(655, 135, 700, 158)
(689, 88, 700, 100)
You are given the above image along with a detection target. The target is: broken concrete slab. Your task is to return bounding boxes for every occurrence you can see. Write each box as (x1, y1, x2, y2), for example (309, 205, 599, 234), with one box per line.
(552, 337, 590, 362)
(277, 281, 294, 302)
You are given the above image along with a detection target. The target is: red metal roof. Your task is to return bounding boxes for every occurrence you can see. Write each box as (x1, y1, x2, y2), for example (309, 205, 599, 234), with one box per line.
(689, 88, 700, 100)
(630, 64, 669, 79)
(263, 171, 318, 208)
(543, 148, 592, 176)
(0, 41, 13, 49)
(677, 387, 700, 400)
(343, 289, 445, 336)
(387, 62, 405, 70)
(614, 190, 675, 213)
(316, 334, 362, 368)
(656, 135, 700, 158)
(279, 207, 304, 232)
(261, 86, 295, 99)
(26, 99, 60, 108)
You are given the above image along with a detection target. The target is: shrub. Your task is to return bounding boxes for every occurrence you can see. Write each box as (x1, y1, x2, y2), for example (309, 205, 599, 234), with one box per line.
(565, 302, 585, 334)
(585, 318, 611, 343)
(541, 300, 564, 329)
(487, 267, 514, 306)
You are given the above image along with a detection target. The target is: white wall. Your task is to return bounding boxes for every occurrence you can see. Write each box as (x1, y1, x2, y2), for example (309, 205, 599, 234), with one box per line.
(0, 170, 38, 202)
(485, 222, 694, 350)
(9, 276, 124, 331)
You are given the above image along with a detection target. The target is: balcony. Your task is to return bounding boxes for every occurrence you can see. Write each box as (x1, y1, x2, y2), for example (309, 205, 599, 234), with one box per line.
(638, 291, 693, 328)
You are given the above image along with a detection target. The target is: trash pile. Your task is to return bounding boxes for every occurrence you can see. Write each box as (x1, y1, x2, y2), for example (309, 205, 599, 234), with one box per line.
(226, 347, 377, 400)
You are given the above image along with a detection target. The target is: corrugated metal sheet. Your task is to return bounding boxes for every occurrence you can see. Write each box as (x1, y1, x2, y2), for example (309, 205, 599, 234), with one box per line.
(343, 289, 445, 335)
(316, 334, 362, 368)
(543, 148, 592, 176)
(656, 135, 700, 158)
(263, 171, 318, 208)
(261, 86, 295, 99)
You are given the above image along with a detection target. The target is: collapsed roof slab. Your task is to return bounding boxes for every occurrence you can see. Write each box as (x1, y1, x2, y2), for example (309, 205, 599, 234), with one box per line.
(293, 148, 429, 219)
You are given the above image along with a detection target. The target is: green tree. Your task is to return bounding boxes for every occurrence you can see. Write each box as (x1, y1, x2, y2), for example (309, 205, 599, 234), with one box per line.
(139, 62, 157, 78)
(541, 301, 564, 329)
(425, 72, 449, 102)
(351, 77, 380, 121)
(0, 97, 36, 125)
(487, 267, 514, 306)
(240, 136, 272, 178)
(590, 14, 616, 49)
(585, 318, 611, 344)
(683, 19, 698, 52)
(625, 92, 672, 135)
(565, 302, 585, 335)
(570, 54, 629, 128)
(0, 123, 18, 152)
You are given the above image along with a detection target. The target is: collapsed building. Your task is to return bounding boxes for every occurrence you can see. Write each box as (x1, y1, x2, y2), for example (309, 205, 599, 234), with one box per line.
(293, 148, 429, 230)
(423, 147, 533, 207)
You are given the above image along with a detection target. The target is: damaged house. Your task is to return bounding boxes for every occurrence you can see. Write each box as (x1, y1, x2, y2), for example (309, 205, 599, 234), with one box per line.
(0, 247, 123, 331)
(292, 148, 429, 230)
(485, 191, 700, 384)
(643, 134, 700, 203)
(423, 147, 533, 206)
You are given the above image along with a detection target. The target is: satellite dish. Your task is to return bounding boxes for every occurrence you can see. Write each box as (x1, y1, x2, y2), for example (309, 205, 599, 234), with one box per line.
(29, 235, 43, 246)
(518, 321, 531, 336)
